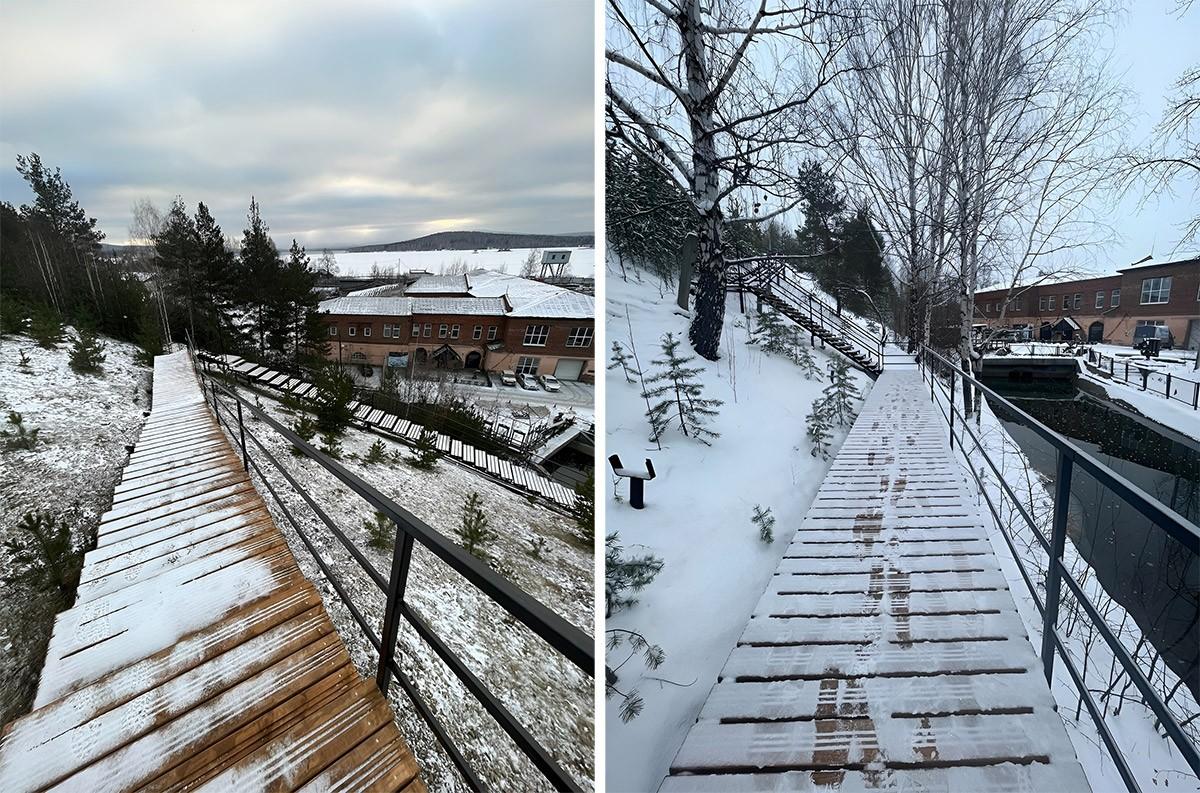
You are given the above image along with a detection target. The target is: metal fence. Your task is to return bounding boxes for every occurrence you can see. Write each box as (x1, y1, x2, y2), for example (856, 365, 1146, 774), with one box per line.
(1085, 348, 1200, 410)
(189, 350, 594, 791)
(916, 345, 1200, 791)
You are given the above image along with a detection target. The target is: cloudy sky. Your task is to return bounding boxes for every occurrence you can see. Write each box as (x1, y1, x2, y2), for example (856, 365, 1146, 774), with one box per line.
(0, 0, 595, 247)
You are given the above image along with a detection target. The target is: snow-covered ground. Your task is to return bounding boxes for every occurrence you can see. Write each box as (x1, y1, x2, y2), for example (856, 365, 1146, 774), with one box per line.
(603, 268, 873, 791)
(217, 392, 594, 792)
(324, 247, 595, 278)
(0, 332, 150, 724)
(928, 377, 1200, 791)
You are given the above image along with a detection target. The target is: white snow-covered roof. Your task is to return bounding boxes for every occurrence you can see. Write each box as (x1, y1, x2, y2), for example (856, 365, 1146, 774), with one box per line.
(318, 296, 410, 316)
(346, 283, 405, 298)
(318, 295, 510, 317)
(465, 271, 595, 319)
(411, 297, 508, 316)
(405, 274, 469, 294)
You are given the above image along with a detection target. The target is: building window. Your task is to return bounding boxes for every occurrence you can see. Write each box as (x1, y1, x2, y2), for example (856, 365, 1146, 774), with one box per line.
(451, 324, 460, 339)
(383, 324, 391, 338)
(516, 356, 540, 375)
(1095, 291, 1105, 309)
(1048, 296, 1056, 310)
(439, 324, 448, 339)
(523, 324, 549, 346)
(1062, 295, 1069, 310)
(362, 326, 371, 337)
(1140, 276, 1172, 305)
(349, 326, 357, 337)
(1111, 289, 1120, 307)
(423, 323, 432, 337)
(487, 325, 498, 341)
(1137, 319, 1166, 326)
(1039, 296, 1048, 312)
(1073, 293, 1081, 310)
(328, 325, 338, 337)
(473, 324, 483, 340)
(566, 326, 593, 348)
(411, 324, 420, 337)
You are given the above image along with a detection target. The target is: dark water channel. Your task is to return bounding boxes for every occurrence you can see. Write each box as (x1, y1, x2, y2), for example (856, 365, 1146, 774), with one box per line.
(981, 377, 1199, 698)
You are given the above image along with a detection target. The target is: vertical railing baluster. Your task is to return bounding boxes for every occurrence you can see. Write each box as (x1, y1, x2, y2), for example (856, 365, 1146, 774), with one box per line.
(949, 372, 956, 450)
(1042, 451, 1074, 684)
(236, 398, 249, 471)
(376, 524, 415, 692)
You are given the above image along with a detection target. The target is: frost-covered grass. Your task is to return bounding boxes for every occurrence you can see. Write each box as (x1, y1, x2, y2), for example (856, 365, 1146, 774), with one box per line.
(215, 392, 594, 792)
(0, 332, 150, 725)
(935, 381, 1200, 790)
(603, 267, 872, 791)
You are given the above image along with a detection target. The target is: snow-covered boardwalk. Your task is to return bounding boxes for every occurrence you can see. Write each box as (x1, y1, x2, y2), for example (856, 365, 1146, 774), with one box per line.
(663, 360, 1089, 792)
(0, 351, 423, 792)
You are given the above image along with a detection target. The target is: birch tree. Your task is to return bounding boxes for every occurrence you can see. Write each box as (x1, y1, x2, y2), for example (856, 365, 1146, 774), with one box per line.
(606, 0, 860, 360)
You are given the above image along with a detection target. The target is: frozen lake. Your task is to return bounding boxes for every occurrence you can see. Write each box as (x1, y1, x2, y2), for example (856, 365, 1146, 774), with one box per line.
(321, 246, 595, 277)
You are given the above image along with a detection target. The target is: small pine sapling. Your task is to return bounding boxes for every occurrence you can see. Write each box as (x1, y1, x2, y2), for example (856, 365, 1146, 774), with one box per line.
(318, 429, 343, 459)
(806, 399, 832, 459)
(749, 307, 791, 356)
(2, 511, 82, 604)
(752, 504, 776, 543)
(363, 439, 387, 466)
(792, 331, 822, 380)
(606, 627, 666, 722)
(822, 357, 862, 427)
(528, 536, 548, 559)
(3, 411, 40, 450)
(457, 492, 495, 559)
(605, 532, 663, 617)
(17, 348, 32, 372)
(363, 510, 393, 552)
(571, 470, 595, 542)
(29, 312, 64, 349)
(408, 428, 440, 470)
(291, 415, 318, 456)
(642, 332, 723, 445)
(607, 341, 639, 384)
(68, 329, 107, 374)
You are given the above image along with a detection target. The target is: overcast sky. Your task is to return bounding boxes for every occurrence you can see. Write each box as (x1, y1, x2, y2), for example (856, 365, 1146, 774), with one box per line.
(0, 0, 595, 248)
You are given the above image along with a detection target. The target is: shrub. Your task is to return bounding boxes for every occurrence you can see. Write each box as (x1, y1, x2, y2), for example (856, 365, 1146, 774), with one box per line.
(29, 311, 64, 349)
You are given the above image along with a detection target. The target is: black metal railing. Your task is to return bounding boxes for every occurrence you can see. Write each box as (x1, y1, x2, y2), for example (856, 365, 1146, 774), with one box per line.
(1085, 348, 1200, 411)
(188, 350, 594, 791)
(915, 344, 1200, 791)
(728, 257, 885, 372)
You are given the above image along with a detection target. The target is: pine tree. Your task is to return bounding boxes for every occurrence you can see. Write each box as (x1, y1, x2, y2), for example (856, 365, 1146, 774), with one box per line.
(642, 332, 723, 445)
(29, 310, 64, 349)
(1, 511, 81, 603)
(193, 201, 239, 350)
(238, 197, 284, 356)
(313, 365, 354, 435)
(68, 328, 106, 373)
(291, 414, 318, 457)
(363, 439, 387, 465)
(605, 533, 663, 617)
(17, 348, 32, 371)
(3, 411, 40, 450)
(791, 330, 822, 379)
(752, 505, 775, 543)
(280, 240, 327, 365)
(806, 399, 832, 459)
(153, 199, 200, 345)
(749, 307, 791, 356)
(363, 511, 393, 552)
(457, 492, 495, 559)
(408, 429, 440, 470)
(822, 357, 862, 427)
(607, 341, 639, 384)
(318, 429, 343, 459)
(572, 471, 595, 542)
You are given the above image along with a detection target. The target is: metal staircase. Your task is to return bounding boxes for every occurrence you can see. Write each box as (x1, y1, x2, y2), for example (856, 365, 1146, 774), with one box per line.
(729, 257, 884, 377)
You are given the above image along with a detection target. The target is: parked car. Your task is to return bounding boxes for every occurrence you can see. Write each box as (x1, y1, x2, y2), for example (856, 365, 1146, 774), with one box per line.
(517, 372, 539, 390)
(500, 370, 517, 386)
(1133, 324, 1174, 352)
(539, 374, 562, 392)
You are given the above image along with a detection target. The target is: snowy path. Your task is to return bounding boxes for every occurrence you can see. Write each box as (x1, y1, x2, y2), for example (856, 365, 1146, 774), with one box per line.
(0, 351, 424, 792)
(662, 362, 1090, 792)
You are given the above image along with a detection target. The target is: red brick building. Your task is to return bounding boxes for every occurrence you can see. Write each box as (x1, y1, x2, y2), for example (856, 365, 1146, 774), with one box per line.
(318, 271, 596, 381)
(974, 257, 1199, 349)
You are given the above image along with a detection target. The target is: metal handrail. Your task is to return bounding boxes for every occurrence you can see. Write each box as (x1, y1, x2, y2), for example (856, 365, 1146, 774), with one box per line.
(729, 257, 884, 371)
(915, 344, 1200, 790)
(1085, 348, 1200, 411)
(188, 353, 593, 792)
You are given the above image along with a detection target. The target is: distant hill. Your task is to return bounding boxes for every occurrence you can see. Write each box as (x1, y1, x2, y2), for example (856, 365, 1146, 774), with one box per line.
(345, 231, 594, 253)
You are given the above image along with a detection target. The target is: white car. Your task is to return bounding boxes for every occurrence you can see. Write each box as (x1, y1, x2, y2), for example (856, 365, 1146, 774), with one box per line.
(500, 370, 517, 386)
(517, 372, 539, 390)
(539, 374, 562, 392)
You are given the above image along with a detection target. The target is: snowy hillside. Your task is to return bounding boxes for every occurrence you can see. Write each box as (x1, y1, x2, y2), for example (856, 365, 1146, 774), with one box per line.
(603, 269, 873, 791)
(0, 332, 150, 724)
(324, 247, 595, 277)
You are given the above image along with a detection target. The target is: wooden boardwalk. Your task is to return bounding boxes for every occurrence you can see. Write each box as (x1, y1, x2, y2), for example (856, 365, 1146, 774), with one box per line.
(663, 358, 1090, 791)
(0, 351, 423, 792)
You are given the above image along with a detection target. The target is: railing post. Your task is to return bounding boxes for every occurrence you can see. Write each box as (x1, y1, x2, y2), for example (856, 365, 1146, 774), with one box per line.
(1165, 372, 1171, 399)
(236, 398, 249, 471)
(1041, 451, 1074, 685)
(949, 373, 956, 450)
(376, 524, 415, 693)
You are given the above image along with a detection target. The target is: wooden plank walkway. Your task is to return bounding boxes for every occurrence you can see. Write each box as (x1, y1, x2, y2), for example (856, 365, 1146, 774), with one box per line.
(0, 351, 424, 792)
(663, 360, 1090, 792)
